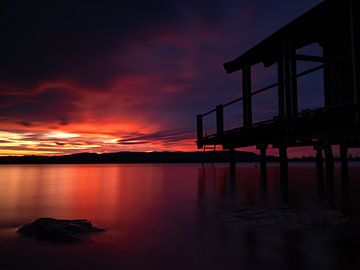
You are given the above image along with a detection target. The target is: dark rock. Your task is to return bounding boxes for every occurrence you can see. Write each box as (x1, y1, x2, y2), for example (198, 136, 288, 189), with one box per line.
(17, 218, 104, 242)
(222, 205, 348, 229)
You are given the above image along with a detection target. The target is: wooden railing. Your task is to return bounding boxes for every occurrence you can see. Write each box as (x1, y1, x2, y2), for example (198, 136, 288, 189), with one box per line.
(196, 53, 354, 149)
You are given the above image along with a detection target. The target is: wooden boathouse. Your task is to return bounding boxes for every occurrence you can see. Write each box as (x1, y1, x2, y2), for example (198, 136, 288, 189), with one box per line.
(196, 0, 360, 176)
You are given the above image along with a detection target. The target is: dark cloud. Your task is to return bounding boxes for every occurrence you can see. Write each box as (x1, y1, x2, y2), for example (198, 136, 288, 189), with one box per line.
(1, 0, 321, 88)
(17, 121, 34, 127)
(55, 142, 65, 146)
(118, 130, 193, 145)
(0, 87, 80, 124)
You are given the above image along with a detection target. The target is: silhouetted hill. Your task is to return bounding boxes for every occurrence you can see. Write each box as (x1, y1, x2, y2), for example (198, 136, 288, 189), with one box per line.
(0, 151, 267, 164)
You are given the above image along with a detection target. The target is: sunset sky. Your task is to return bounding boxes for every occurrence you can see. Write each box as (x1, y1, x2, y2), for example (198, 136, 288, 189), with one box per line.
(0, 0, 322, 156)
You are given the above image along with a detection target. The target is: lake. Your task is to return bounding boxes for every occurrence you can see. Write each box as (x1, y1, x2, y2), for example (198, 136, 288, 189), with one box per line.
(0, 163, 360, 269)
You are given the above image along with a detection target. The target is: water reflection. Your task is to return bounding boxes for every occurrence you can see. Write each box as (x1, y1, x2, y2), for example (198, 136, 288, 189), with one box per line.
(197, 163, 357, 213)
(196, 164, 360, 269)
(0, 164, 359, 270)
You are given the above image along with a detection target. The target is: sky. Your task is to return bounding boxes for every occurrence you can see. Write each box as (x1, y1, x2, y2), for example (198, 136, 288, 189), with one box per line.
(0, 0, 323, 156)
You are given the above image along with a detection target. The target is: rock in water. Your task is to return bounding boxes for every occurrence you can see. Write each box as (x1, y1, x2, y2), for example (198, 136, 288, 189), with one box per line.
(17, 218, 104, 242)
(221, 206, 348, 230)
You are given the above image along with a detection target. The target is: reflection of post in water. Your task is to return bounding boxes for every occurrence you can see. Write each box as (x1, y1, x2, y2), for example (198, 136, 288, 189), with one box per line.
(324, 143, 334, 175)
(314, 143, 336, 208)
(229, 147, 236, 174)
(244, 230, 259, 265)
(314, 145, 325, 205)
(314, 145, 324, 178)
(340, 144, 349, 180)
(283, 232, 303, 270)
(256, 143, 268, 181)
(279, 145, 288, 183)
(316, 165, 325, 206)
(197, 166, 238, 200)
(260, 171, 268, 204)
(280, 173, 288, 205)
(340, 146, 351, 213)
(197, 167, 207, 199)
(342, 169, 351, 213)
(325, 164, 335, 208)
(278, 145, 288, 204)
(229, 166, 237, 196)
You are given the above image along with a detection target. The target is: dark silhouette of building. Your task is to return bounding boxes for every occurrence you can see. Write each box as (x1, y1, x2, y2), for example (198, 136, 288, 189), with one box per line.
(196, 0, 360, 176)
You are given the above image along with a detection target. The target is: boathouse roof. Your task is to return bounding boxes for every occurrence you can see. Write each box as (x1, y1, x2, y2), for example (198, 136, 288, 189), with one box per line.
(223, 0, 350, 73)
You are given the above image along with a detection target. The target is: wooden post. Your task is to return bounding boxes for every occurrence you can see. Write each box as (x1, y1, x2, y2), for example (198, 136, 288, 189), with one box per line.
(349, 1, 360, 105)
(324, 143, 334, 171)
(289, 45, 298, 118)
(242, 65, 252, 128)
(277, 60, 286, 118)
(282, 40, 298, 119)
(279, 145, 288, 181)
(315, 147, 324, 171)
(314, 146, 324, 180)
(279, 145, 288, 204)
(216, 105, 224, 137)
(257, 144, 267, 180)
(229, 147, 236, 172)
(196, 114, 203, 149)
(283, 41, 291, 119)
(340, 144, 349, 177)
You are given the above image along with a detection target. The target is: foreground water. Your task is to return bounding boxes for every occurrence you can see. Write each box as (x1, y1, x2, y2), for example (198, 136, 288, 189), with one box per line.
(0, 163, 360, 269)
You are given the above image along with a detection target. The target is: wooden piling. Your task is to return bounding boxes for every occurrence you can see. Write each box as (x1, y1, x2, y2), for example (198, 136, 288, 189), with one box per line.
(340, 144, 349, 179)
(279, 145, 288, 180)
(229, 148, 236, 172)
(324, 144, 334, 171)
(257, 144, 267, 180)
(315, 146, 323, 171)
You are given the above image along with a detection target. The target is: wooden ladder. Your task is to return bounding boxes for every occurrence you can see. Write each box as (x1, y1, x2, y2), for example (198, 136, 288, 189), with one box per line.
(201, 144, 217, 167)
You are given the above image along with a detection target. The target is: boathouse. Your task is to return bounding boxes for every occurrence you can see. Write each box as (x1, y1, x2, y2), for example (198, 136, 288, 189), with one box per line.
(196, 0, 360, 175)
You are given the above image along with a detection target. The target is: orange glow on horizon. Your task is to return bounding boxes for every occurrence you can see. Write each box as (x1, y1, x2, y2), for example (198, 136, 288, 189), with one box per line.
(0, 76, 197, 156)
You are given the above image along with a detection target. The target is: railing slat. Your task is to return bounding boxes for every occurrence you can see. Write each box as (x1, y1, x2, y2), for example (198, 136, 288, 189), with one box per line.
(202, 108, 216, 117)
(223, 96, 243, 107)
(296, 64, 323, 78)
(251, 82, 278, 96)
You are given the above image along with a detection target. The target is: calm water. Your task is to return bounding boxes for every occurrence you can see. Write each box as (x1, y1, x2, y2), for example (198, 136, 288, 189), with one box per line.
(0, 163, 360, 270)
